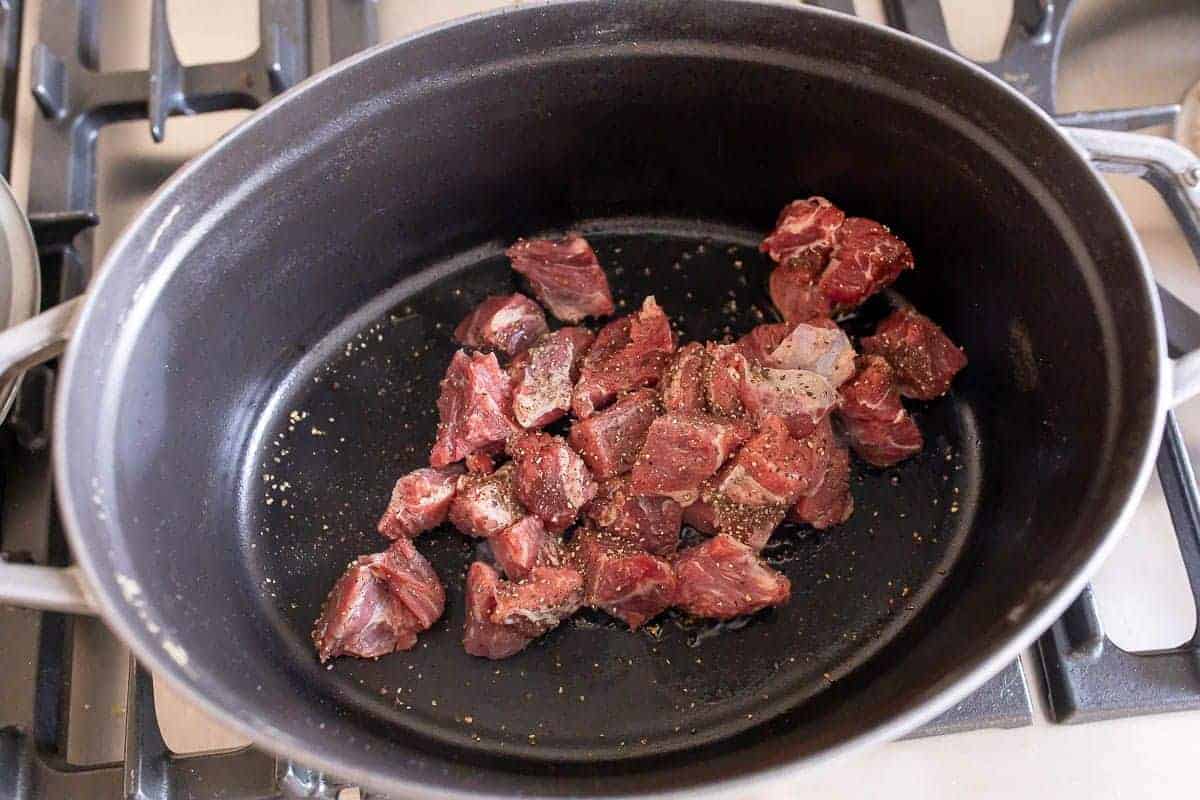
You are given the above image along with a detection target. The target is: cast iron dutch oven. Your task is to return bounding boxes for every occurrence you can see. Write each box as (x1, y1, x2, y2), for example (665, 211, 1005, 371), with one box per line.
(3, 2, 1200, 796)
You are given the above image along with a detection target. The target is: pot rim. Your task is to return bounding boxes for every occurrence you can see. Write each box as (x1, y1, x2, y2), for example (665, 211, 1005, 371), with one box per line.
(51, 2, 1170, 797)
(0, 175, 42, 424)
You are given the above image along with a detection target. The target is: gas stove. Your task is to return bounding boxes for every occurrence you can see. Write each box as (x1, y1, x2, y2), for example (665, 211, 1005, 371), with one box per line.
(0, 2, 1198, 798)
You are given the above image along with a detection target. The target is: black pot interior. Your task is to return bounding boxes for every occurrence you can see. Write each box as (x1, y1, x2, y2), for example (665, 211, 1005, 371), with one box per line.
(64, 3, 1159, 796)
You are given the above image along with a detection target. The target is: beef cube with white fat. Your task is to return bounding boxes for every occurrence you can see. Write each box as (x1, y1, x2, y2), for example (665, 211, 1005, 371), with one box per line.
(312, 539, 445, 661)
(837, 355, 923, 467)
(510, 326, 594, 429)
(453, 293, 548, 358)
(571, 528, 676, 629)
(447, 463, 524, 537)
(628, 413, 748, 506)
(377, 465, 464, 539)
(672, 534, 790, 620)
(491, 515, 563, 581)
(507, 432, 598, 533)
(506, 235, 615, 323)
(463, 562, 583, 659)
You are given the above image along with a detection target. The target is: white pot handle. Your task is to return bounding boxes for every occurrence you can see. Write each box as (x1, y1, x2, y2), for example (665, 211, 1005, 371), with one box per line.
(1062, 127, 1200, 408)
(0, 295, 97, 614)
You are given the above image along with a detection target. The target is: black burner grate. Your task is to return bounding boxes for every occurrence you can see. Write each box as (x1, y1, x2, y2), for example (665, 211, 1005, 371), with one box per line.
(870, 0, 1200, 725)
(2, 3, 378, 798)
(1, 1, 1199, 798)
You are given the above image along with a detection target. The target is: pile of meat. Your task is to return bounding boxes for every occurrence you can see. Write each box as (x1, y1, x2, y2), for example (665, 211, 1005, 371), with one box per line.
(312, 197, 967, 662)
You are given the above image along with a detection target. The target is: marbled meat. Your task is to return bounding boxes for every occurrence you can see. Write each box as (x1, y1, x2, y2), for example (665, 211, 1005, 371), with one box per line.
(660, 341, 708, 413)
(672, 534, 791, 619)
(628, 413, 749, 505)
(761, 197, 915, 319)
(491, 515, 563, 581)
(377, 465, 464, 539)
(860, 307, 967, 400)
(568, 388, 659, 479)
(511, 326, 595, 429)
(754, 320, 856, 386)
(703, 343, 748, 418)
(714, 415, 825, 507)
(789, 422, 854, 529)
(683, 489, 788, 551)
(508, 432, 598, 533)
(571, 528, 677, 629)
(313, 538, 445, 661)
(448, 463, 524, 537)
(463, 561, 537, 660)
(320, 206, 966, 663)
(759, 196, 845, 269)
(585, 475, 683, 556)
(453, 292, 548, 358)
(489, 566, 584, 638)
(507, 235, 615, 323)
(818, 217, 914, 311)
(429, 349, 516, 468)
(572, 296, 675, 418)
(738, 362, 838, 439)
(837, 355, 923, 467)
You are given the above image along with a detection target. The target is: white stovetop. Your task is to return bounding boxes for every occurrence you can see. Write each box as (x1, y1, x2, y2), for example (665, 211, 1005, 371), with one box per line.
(10, 1, 1200, 797)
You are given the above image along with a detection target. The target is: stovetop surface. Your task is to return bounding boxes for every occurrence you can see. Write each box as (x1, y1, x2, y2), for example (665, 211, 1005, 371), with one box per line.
(1, 1, 1199, 798)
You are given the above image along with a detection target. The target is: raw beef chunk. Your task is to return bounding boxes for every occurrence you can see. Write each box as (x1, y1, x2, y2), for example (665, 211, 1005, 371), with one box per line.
(715, 416, 825, 507)
(672, 534, 791, 619)
(430, 350, 516, 468)
(448, 463, 524, 537)
(568, 388, 659, 479)
(860, 307, 967, 400)
(507, 235, 615, 323)
(737, 322, 790, 365)
(790, 426, 854, 529)
(818, 217, 914, 311)
(508, 432, 598, 533)
(585, 475, 683, 555)
(660, 341, 707, 413)
(769, 261, 833, 323)
(837, 355, 923, 466)
(628, 413, 748, 505)
(463, 562, 535, 659)
(572, 529, 676, 629)
(465, 451, 496, 475)
(753, 320, 856, 386)
(490, 567, 584, 638)
(491, 515, 563, 581)
(377, 465, 464, 539)
(759, 197, 845, 269)
(549, 325, 599, 361)
(703, 343, 748, 417)
(572, 296, 675, 418)
(313, 539, 444, 661)
(738, 362, 838, 438)
(511, 326, 595, 429)
(453, 293, 548, 358)
(762, 198, 914, 318)
(683, 489, 787, 551)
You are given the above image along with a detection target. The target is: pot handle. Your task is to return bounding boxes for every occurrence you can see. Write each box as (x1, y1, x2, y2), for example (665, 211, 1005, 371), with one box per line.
(1062, 127, 1200, 408)
(0, 295, 97, 615)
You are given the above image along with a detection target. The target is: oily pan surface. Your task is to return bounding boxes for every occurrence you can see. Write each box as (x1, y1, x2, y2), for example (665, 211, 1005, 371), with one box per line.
(236, 220, 978, 762)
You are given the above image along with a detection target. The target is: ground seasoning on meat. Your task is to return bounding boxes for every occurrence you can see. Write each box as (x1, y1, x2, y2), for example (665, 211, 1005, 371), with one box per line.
(311, 207, 966, 669)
